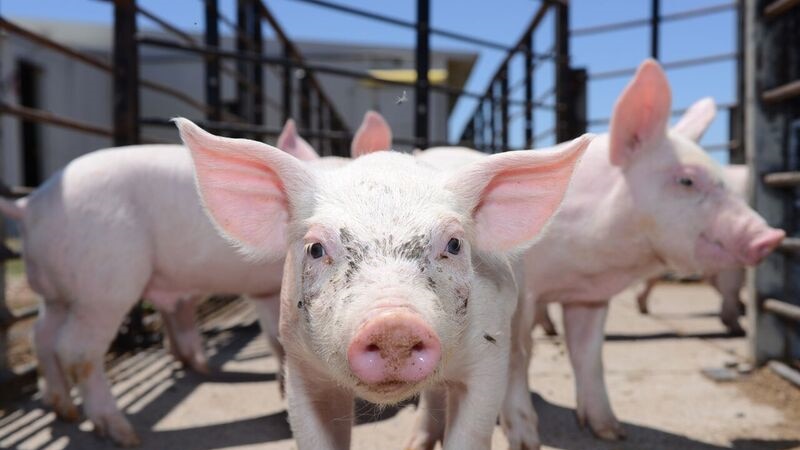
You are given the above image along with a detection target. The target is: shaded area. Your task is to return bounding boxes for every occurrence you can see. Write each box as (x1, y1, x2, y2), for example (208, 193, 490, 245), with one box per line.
(532, 393, 800, 450)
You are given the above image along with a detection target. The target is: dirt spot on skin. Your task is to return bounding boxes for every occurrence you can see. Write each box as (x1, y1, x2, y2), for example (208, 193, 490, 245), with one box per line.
(66, 361, 93, 383)
(483, 333, 496, 344)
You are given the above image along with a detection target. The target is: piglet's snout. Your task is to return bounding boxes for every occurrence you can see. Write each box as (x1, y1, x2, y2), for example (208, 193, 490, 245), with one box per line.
(347, 310, 441, 385)
(744, 227, 785, 265)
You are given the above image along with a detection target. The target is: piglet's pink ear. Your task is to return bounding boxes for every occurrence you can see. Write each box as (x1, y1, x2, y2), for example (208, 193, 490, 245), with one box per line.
(277, 119, 320, 161)
(175, 118, 314, 261)
(609, 59, 671, 167)
(351, 111, 392, 158)
(671, 97, 716, 142)
(447, 134, 592, 253)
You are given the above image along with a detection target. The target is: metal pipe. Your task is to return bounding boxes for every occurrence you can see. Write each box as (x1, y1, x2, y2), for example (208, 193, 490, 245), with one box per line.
(205, 0, 222, 122)
(113, 0, 140, 146)
(415, 0, 430, 149)
(651, 0, 660, 59)
(0, 103, 113, 137)
(763, 299, 800, 322)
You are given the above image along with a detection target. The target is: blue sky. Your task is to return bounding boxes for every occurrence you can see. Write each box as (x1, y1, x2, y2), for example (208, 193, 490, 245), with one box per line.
(1, 0, 737, 162)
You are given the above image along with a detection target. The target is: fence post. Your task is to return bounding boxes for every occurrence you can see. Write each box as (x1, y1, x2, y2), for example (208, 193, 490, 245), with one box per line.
(488, 85, 497, 153)
(299, 75, 311, 133)
(113, 0, 139, 146)
(554, 0, 571, 143)
(500, 70, 509, 151)
(251, 1, 264, 134)
(567, 68, 587, 138)
(730, 0, 746, 164)
(415, 0, 430, 149)
(205, 0, 222, 122)
(524, 30, 534, 148)
(650, 0, 660, 59)
(282, 43, 293, 124)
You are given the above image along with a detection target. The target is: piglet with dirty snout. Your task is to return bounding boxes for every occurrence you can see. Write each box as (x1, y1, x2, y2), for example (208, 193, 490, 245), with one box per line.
(179, 118, 592, 449)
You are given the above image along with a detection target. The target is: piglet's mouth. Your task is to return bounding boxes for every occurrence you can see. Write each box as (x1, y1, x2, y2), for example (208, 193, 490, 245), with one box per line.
(696, 232, 739, 267)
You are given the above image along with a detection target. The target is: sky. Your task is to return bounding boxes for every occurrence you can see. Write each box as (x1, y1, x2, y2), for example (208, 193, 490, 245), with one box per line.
(0, 0, 737, 162)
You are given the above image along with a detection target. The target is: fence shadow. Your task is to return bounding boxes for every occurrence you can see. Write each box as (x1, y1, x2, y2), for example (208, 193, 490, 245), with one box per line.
(532, 393, 800, 450)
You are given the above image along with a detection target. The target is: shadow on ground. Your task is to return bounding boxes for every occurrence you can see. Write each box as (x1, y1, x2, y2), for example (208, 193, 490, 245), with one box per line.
(532, 393, 800, 450)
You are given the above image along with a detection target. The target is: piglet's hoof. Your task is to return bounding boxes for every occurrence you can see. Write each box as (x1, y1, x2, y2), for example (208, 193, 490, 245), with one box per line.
(92, 413, 141, 448)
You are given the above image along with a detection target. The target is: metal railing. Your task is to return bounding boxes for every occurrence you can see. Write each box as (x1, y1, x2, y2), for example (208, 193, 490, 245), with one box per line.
(745, 0, 800, 384)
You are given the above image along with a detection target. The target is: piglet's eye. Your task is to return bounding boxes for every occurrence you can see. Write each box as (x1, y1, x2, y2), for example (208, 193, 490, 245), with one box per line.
(307, 243, 326, 259)
(446, 238, 461, 255)
(678, 177, 694, 187)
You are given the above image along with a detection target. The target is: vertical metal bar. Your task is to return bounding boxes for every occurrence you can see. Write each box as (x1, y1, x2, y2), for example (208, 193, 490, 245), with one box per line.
(500, 69, 509, 151)
(554, 1, 570, 143)
(299, 75, 311, 134)
(730, 0, 746, 164)
(489, 85, 497, 153)
(651, 0, 660, 60)
(282, 43, 293, 124)
(415, 0, 430, 149)
(315, 90, 323, 150)
(524, 31, 534, 148)
(569, 68, 588, 138)
(113, 0, 140, 146)
(322, 104, 331, 156)
(236, 0, 252, 127)
(252, 1, 265, 132)
(205, 0, 221, 122)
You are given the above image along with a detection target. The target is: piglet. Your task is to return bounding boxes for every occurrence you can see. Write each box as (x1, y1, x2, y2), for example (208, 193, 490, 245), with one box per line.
(180, 117, 590, 449)
(413, 59, 784, 449)
(0, 113, 389, 447)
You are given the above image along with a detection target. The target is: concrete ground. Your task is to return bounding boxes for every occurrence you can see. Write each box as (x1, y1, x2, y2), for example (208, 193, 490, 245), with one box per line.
(1, 282, 799, 450)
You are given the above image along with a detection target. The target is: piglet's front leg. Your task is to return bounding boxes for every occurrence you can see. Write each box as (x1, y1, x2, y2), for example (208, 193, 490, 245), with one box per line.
(285, 358, 354, 450)
(442, 333, 509, 450)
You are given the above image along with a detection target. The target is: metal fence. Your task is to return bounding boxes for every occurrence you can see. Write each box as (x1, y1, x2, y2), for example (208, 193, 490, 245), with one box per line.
(746, 0, 800, 384)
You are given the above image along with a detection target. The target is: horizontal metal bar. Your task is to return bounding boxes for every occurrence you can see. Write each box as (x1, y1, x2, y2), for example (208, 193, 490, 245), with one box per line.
(590, 52, 737, 80)
(660, 2, 737, 23)
(0, 103, 113, 137)
(286, 0, 544, 55)
(0, 305, 38, 327)
(763, 171, 800, 187)
(764, 0, 800, 18)
(768, 361, 800, 388)
(136, 4, 196, 46)
(572, 2, 736, 36)
(778, 237, 800, 253)
(762, 79, 800, 103)
(763, 298, 800, 322)
(141, 117, 351, 141)
(0, 183, 33, 199)
(572, 17, 650, 36)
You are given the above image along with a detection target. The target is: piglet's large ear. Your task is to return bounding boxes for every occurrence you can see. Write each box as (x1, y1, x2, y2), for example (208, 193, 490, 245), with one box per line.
(351, 111, 392, 158)
(609, 59, 671, 167)
(277, 119, 320, 161)
(447, 134, 592, 253)
(671, 97, 716, 142)
(176, 118, 314, 261)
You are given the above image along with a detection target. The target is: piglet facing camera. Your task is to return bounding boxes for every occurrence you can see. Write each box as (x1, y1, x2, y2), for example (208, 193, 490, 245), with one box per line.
(178, 117, 590, 449)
